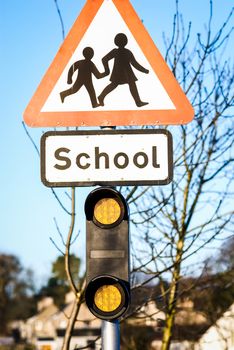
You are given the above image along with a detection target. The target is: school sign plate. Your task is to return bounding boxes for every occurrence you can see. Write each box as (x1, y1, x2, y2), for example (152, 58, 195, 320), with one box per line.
(41, 130, 173, 187)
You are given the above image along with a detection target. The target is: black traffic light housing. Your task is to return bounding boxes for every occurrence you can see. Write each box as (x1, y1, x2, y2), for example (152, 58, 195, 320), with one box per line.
(85, 187, 130, 320)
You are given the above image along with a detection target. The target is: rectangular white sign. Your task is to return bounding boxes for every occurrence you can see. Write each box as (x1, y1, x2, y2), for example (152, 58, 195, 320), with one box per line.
(41, 130, 173, 187)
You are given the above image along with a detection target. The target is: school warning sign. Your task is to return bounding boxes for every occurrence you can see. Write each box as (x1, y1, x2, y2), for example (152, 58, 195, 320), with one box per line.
(23, 0, 194, 127)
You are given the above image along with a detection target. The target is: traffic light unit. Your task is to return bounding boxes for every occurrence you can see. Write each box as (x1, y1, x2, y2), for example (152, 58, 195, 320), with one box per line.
(85, 187, 130, 320)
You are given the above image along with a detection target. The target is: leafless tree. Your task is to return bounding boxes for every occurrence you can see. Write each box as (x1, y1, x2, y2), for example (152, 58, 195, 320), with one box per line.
(121, 1, 234, 349)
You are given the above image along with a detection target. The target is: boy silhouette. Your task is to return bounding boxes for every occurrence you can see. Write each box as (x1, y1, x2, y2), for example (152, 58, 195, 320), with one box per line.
(60, 47, 105, 108)
(98, 33, 149, 107)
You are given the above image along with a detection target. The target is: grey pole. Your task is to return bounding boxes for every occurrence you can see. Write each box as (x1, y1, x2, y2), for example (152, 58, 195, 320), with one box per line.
(101, 320, 120, 350)
(101, 126, 119, 350)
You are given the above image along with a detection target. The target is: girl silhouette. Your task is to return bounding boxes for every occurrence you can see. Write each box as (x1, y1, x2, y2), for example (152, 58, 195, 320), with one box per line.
(98, 33, 149, 107)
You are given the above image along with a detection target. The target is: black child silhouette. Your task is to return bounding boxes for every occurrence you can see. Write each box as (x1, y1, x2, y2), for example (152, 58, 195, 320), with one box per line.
(98, 33, 149, 107)
(60, 47, 105, 108)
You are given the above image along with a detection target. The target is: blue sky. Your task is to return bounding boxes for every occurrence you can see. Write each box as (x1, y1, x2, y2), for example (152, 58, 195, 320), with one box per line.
(0, 0, 232, 288)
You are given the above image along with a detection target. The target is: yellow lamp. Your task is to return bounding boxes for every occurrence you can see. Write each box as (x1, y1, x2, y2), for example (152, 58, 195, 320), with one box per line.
(94, 198, 121, 225)
(94, 284, 122, 312)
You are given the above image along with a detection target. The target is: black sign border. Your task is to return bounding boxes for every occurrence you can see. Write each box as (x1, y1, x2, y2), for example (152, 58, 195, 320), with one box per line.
(41, 129, 173, 187)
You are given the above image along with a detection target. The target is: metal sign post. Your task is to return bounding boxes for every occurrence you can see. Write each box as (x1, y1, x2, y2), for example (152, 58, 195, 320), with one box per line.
(102, 320, 120, 350)
(100, 127, 121, 350)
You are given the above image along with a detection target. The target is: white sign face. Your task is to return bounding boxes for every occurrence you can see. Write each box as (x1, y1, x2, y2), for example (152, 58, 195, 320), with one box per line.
(41, 130, 173, 187)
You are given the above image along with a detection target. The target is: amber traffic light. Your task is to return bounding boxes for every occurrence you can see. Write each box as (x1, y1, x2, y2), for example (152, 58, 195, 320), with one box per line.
(85, 187, 130, 320)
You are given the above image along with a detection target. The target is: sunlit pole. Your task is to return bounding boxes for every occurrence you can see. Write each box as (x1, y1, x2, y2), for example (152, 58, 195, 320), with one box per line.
(102, 320, 120, 350)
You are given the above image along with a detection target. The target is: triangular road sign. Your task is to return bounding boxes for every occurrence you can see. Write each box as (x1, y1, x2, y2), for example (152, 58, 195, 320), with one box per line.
(24, 0, 194, 127)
